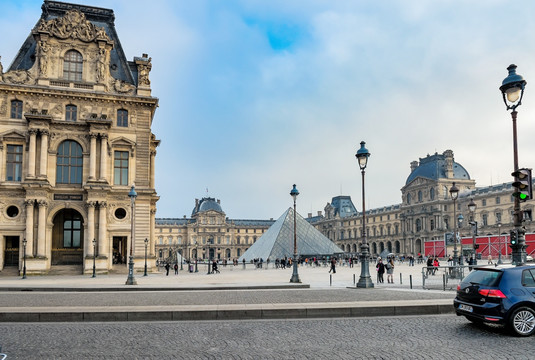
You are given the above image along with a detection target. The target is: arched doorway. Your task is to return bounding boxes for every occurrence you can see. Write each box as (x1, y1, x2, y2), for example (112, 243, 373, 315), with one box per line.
(415, 239, 422, 254)
(226, 248, 231, 259)
(52, 209, 84, 265)
(372, 242, 377, 254)
(395, 241, 401, 253)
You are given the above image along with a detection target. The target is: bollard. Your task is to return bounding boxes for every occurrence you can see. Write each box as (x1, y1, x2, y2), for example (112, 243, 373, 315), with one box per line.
(409, 274, 413, 289)
(353, 274, 356, 285)
(330, 274, 332, 286)
(443, 274, 446, 291)
(400, 273, 402, 285)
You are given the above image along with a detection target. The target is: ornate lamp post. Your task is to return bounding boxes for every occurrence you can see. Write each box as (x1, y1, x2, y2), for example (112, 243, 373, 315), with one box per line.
(92, 238, 96, 278)
(22, 238, 27, 279)
(194, 242, 199, 273)
(355, 141, 373, 288)
(290, 184, 301, 283)
(144, 238, 148, 276)
(450, 182, 460, 271)
(125, 184, 137, 285)
(500, 64, 528, 266)
(458, 214, 464, 265)
(497, 223, 503, 264)
(207, 237, 213, 275)
(468, 198, 478, 265)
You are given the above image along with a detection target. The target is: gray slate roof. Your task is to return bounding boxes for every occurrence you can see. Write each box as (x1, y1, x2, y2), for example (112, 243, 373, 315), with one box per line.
(405, 152, 470, 185)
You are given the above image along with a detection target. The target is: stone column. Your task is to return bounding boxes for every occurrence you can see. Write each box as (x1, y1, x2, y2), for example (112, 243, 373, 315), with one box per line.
(89, 133, 97, 180)
(28, 129, 37, 178)
(150, 150, 156, 188)
(150, 208, 156, 256)
(86, 201, 96, 256)
(99, 135, 108, 182)
(37, 200, 48, 257)
(98, 202, 107, 257)
(39, 130, 49, 177)
(25, 200, 35, 257)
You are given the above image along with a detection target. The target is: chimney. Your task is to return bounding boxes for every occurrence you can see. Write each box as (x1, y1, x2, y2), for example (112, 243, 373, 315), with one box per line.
(410, 161, 419, 173)
(308, 213, 312, 218)
(444, 150, 454, 179)
(317, 211, 322, 216)
(217, 199, 220, 204)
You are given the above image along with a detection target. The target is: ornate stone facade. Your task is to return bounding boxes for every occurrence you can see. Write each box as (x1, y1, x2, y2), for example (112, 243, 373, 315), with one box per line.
(0, 2, 159, 274)
(310, 150, 535, 258)
(156, 198, 274, 263)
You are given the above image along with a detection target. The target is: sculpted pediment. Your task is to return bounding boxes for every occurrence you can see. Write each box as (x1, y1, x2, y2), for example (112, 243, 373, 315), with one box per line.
(34, 9, 112, 44)
(110, 136, 136, 148)
(0, 130, 26, 142)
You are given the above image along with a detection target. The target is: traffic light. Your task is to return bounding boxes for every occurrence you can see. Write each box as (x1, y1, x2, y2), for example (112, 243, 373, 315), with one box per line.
(511, 168, 533, 202)
(510, 229, 518, 246)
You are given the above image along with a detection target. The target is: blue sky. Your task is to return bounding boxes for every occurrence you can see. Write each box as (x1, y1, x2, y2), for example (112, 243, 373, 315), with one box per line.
(2, 0, 535, 220)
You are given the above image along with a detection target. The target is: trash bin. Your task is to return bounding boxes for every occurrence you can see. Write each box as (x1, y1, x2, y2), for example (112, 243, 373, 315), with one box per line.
(189, 265, 193, 273)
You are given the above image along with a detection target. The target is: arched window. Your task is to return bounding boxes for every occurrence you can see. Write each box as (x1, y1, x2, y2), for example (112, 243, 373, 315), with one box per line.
(430, 188, 435, 200)
(418, 190, 423, 202)
(407, 193, 411, 205)
(56, 140, 83, 184)
(63, 50, 83, 81)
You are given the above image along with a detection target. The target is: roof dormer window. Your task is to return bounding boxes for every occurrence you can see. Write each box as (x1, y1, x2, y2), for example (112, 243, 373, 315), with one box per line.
(63, 50, 83, 81)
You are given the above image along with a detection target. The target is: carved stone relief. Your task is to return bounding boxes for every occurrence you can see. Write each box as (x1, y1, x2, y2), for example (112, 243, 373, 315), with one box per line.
(35, 10, 112, 43)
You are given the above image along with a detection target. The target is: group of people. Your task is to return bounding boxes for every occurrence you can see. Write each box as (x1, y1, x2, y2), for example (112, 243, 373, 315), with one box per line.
(375, 257, 395, 283)
(426, 256, 440, 275)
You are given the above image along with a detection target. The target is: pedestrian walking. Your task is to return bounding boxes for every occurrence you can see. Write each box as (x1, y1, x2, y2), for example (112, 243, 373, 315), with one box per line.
(386, 258, 395, 283)
(174, 263, 178, 275)
(376, 258, 385, 283)
(165, 263, 170, 276)
(329, 257, 337, 274)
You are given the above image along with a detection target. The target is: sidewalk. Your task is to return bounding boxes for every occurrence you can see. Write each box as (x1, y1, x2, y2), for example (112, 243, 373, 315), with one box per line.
(0, 263, 456, 322)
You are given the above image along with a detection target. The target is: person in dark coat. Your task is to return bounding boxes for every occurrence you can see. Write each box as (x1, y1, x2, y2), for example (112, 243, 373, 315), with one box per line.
(329, 257, 337, 274)
(165, 263, 170, 276)
(376, 258, 385, 283)
(174, 263, 178, 275)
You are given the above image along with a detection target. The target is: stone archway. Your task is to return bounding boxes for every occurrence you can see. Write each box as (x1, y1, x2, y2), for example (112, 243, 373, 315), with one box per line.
(51, 208, 84, 265)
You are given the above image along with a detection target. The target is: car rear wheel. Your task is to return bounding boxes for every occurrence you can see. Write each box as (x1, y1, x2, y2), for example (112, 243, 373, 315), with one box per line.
(508, 307, 535, 337)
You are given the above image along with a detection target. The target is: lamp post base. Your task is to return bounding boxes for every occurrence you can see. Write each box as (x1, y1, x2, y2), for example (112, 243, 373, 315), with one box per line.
(290, 257, 301, 283)
(125, 255, 137, 285)
(356, 244, 374, 288)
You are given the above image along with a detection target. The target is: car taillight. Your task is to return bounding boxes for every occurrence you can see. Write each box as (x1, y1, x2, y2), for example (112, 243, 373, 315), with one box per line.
(478, 289, 506, 298)
(457, 284, 461, 291)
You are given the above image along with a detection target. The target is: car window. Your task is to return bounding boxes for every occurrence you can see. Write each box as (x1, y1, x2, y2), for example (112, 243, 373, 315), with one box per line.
(463, 270, 502, 286)
(523, 270, 535, 287)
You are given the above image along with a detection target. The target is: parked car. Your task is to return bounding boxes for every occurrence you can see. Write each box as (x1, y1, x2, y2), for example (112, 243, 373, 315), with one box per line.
(454, 265, 535, 336)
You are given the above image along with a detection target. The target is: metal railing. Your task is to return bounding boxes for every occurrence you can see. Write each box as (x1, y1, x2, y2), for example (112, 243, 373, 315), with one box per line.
(421, 265, 471, 290)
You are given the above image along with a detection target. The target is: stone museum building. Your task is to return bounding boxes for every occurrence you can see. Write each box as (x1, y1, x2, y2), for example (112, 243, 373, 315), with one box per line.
(0, 1, 159, 274)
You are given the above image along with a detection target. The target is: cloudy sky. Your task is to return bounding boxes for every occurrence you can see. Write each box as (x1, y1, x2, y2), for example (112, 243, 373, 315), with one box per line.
(1, 0, 535, 220)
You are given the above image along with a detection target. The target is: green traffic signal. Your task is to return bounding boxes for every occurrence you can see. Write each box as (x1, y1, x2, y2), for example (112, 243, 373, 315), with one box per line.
(512, 168, 533, 202)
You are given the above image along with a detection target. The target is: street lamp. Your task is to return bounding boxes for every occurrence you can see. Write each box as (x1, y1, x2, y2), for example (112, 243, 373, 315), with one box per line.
(290, 184, 301, 283)
(468, 198, 478, 265)
(355, 141, 373, 288)
(92, 238, 96, 278)
(449, 182, 460, 270)
(207, 237, 213, 275)
(144, 237, 148, 276)
(126, 184, 137, 285)
(458, 214, 464, 265)
(500, 64, 528, 266)
(22, 238, 27, 279)
(497, 223, 503, 264)
(194, 242, 198, 272)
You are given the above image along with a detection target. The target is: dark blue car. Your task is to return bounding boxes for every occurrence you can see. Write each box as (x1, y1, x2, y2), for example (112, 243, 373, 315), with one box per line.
(454, 265, 535, 336)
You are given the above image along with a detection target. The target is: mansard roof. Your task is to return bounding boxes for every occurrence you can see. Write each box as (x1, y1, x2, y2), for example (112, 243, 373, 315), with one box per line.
(8, 0, 136, 85)
(405, 152, 470, 185)
(330, 195, 358, 218)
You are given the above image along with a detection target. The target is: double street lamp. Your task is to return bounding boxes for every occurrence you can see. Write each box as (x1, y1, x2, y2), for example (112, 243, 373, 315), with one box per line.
(144, 237, 148, 276)
(468, 198, 478, 265)
(449, 182, 460, 268)
(22, 238, 27, 279)
(500, 64, 528, 266)
(126, 184, 137, 285)
(290, 184, 301, 283)
(92, 238, 96, 278)
(356, 141, 373, 288)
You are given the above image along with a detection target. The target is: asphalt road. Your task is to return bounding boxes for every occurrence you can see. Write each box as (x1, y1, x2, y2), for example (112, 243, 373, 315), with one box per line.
(0, 315, 531, 359)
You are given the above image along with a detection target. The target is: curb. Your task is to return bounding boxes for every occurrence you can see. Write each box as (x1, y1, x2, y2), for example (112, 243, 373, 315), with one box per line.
(0, 284, 310, 292)
(0, 300, 454, 322)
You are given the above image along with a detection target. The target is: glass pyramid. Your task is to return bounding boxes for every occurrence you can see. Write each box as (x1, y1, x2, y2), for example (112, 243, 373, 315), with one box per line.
(239, 207, 345, 262)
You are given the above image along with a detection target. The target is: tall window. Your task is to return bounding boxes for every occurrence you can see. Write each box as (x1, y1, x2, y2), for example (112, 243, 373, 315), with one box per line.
(430, 188, 435, 200)
(418, 190, 423, 202)
(63, 210, 82, 248)
(117, 109, 128, 127)
(56, 140, 83, 184)
(10, 100, 23, 119)
(63, 50, 83, 81)
(65, 105, 77, 121)
(6, 145, 23, 181)
(114, 151, 129, 185)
